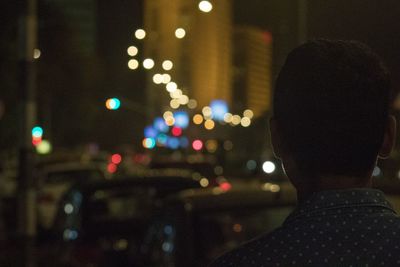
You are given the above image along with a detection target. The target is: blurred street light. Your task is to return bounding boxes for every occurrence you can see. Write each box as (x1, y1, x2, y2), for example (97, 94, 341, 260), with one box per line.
(262, 161, 276, 174)
(128, 59, 139, 70)
(175, 28, 186, 39)
(33, 48, 41, 59)
(199, 1, 213, 12)
(135, 29, 146, 39)
(143, 58, 155, 69)
(162, 60, 173, 70)
(36, 140, 52, 154)
(127, 46, 138, 56)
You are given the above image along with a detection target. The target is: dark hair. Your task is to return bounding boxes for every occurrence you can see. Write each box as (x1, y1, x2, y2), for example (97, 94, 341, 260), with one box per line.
(273, 39, 392, 178)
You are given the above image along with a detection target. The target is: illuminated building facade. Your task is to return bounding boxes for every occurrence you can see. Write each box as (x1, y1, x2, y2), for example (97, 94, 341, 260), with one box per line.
(233, 26, 272, 118)
(143, 0, 233, 116)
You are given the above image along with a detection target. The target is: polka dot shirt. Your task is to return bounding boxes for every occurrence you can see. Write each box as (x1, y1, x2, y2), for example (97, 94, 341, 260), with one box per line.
(209, 189, 400, 266)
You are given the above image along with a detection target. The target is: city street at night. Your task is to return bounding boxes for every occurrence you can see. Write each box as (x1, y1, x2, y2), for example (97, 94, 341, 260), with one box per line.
(2, 0, 400, 266)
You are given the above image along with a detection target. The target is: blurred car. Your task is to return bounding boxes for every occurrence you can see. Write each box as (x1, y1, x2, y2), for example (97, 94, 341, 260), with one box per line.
(42, 173, 202, 267)
(37, 162, 106, 229)
(142, 181, 297, 267)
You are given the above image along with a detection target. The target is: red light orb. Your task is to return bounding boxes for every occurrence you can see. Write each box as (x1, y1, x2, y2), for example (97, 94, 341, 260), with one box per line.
(171, 127, 182, 137)
(219, 182, 232, 192)
(192, 140, 203, 151)
(107, 163, 117, 173)
(111, 153, 122, 164)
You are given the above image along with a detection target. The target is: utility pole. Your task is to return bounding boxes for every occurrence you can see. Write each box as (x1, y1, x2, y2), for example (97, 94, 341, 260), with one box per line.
(17, 0, 37, 266)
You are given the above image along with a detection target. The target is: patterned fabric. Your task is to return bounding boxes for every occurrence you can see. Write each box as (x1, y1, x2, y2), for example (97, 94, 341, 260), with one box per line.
(210, 188, 400, 267)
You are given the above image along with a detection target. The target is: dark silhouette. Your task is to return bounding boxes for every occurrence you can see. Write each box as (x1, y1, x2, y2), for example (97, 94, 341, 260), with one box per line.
(211, 39, 398, 266)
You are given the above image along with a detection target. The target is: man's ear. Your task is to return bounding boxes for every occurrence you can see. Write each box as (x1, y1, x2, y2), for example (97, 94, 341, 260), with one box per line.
(378, 115, 396, 159)
(270, 118, 283, 159)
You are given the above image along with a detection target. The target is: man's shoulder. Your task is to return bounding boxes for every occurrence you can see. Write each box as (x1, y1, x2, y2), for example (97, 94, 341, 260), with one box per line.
(209, 228, 283, 267)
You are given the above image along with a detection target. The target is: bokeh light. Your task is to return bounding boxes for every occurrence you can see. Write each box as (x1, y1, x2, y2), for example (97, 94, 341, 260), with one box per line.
(166, 82, 178, 92)
(262, 161, 276, 174)
(143, 58, 155, 69)
(127, 46, 138, 56)
(111, 154, 122, 164)
(210, 100, 228, 121)
(243, 109, 254, 119)
(143, 138, 156, 149)
(128, 59, 139, 70)
(193, 114, 203, 125)
(36, 140, 52, 154)
(105, 98, 121, 110)
(135, 29, 146, 39)
(162, 74, 171, 84)
(175, 28, 186, 39)
(241, 117, 251, 127)
(154, 117, 169, 132)
(204, 119, 215, 130)
(174, 111, 189, 128)
(171, 127, 182, 137)
(199, 0, 213, 12)
(192, 140, 203, 151)
(153, 74, 163, 84)
(162, 60, 173, 70)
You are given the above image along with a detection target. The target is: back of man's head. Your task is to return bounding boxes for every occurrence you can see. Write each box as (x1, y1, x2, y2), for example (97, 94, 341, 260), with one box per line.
(273, 39, 392, 178)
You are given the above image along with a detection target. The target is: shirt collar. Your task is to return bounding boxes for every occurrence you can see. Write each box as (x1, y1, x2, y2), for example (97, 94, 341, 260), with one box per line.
(284, 188, 396, 225)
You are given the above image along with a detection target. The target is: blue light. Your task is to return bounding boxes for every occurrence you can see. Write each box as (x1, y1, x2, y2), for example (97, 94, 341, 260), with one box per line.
(144, 126, 158, 138)
(167, 137, 180, 149)
(164, 225, 173, 235)
(156, 134, 168, 146)
(174, 111, 189, 129)
(180, 137, 189, 148)
(153, 117, 169, 133)
(210, 100, 228, 121)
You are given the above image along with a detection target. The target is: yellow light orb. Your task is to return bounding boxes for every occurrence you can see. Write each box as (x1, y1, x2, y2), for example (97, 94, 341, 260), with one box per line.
(178, 95, 189, 105)
(171, 89, 182, 99)
(143, 58, 155, 69)
(135, 29, 146, 39)
(199, 0, 213, 12)
(243, 109, 254, 119)
(162, 60, 173, 71)
(165, 116, 175, 126)
(36, 140, 52, 154)
(193, 114, 204, 125)
(128, 59, 139, 70)
(241, 117, 251, 127)
(231, 115, 241, 125)
(202, 106, 212, 117)
(166, 82, 178, 92)
(200, 177, 209, 187)
(223, 113, 233, 123)
(127, 46, 138, 56)
(204, 119, 215, 130)
(162, 74, 171, 84)
(34, 48, 41, 59)
(170, 99, 180, 109)
(153, 74, 163, 84)
(163, 111, 173, 120)
(175, 28, 186, 39)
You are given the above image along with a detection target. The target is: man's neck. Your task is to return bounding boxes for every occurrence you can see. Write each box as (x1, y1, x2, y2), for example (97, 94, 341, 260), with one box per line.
(296, 175, 372, 203)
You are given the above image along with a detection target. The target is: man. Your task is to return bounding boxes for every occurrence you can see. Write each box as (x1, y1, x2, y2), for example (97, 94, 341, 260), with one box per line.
(210, 39, 398, 266)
